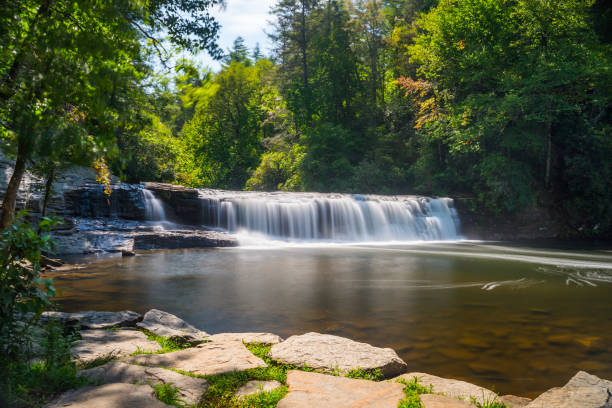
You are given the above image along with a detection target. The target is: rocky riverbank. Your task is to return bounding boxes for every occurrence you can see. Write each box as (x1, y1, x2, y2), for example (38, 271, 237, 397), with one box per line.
(34, 309, 612, 408)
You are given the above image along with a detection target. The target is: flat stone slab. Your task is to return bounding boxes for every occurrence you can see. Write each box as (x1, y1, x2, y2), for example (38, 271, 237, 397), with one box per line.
(43, 383, 172, 408)
(277, 370, 405, 408)
(526, 371, 612, 408)
(137, 309, 209, 343)
(71, 329, 161, 363)
(80, 361, 208, 405)
(420, 394, 473, 408)
(209, 332, 283, 345)
(397, 372, 498, 405)
(269, 332, 407, 378)
(123, 340, 267, 376)
(501, 395, 532, 407)
(43, 310, 141, 329)
(234, 380, 283, 399)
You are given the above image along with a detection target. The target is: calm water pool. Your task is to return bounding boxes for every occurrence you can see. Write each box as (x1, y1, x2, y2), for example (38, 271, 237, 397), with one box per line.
(51, 241, 612, 397)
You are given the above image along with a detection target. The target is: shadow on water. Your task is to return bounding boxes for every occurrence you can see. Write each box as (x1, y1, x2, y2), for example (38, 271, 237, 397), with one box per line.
(52, 241, 612, 398)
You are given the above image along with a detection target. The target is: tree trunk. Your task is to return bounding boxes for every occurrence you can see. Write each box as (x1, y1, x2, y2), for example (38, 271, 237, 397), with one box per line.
(545, 111, 552, 189)
(41, 165, 56, 218)
(0, 145, 27, 230)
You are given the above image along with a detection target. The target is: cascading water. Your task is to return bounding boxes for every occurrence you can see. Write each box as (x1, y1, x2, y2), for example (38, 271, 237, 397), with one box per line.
(143, 189, 167, 222)
(198, 191, 461, 242)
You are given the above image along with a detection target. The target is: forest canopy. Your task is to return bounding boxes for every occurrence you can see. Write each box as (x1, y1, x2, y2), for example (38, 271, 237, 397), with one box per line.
(1, 0, 611, 236)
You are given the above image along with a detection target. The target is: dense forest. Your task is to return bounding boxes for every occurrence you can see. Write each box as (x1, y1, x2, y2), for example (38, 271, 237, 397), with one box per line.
(1, 0, 611, 235)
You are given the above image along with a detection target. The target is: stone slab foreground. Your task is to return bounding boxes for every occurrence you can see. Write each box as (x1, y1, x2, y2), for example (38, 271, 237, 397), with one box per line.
(277, 370, 405, 408)
(396, 372, 499, 406)
(43, 383, 172, 408)
(79, 361, 209, 406)
(420, 394, 473, 408)
(209, 332, 283, 345)
(43, 310, 141, 329)
(123, 340, 267, 375)
(71, 329, 161, 363)
(525, 371, 612, 408)
(269, 332, 407, 378)
(137, 309, 209, 343)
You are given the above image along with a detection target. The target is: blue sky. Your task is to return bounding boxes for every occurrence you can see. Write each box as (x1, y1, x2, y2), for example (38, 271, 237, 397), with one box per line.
(191, 0, 279, 71)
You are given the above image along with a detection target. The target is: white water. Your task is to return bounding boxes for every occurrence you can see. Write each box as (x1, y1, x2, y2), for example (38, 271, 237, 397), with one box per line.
(143, 189, 167, 221)
(198, 191, 461, 242)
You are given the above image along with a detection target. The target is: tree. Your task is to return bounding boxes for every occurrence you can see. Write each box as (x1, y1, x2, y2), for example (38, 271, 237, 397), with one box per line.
(224, 37, 252, 66)
(0, 0, 224, 229)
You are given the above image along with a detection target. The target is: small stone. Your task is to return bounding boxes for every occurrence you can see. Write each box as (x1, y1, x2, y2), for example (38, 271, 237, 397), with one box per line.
(43, 310, 142, 329)
(121, 249, 136, 257)
(276, 370, 405, 408)
(525, 371, 612, 408)
(43, 383, 172, 408)
(209, 332, 283, 345)
(71, 329, 161, 364)
(137, 309, 209, 343)
(501, 394, 532, 408)
(79, 361, 208, 405)
(234, 380, 282, 399)
(395, 372, 498, 406)
(123, 340, 267, 376)
(420, 394, 473, 408)
(269, 332, 407, 378)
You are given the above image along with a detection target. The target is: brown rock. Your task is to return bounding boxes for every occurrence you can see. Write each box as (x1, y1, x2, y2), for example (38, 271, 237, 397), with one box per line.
(501, 394, 532, 408)
(71, 329, 161, 364)
(276, 370, 405, 408)
(526, 371, 612, 408)
(209, 332, 283, 345)
(396, 372, 499, 406)
(137, 309, 209, 343)
(123, 340, 266, 376)
(43, 383, 172, 408)
(269, 332, 407, 378)
(420, 394, 473, 408)
(79, 361, 208, 405)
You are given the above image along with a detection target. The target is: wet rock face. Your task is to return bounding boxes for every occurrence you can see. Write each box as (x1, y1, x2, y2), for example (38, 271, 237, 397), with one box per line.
(133, 230, 238, 250)
(269, 332, 408, 378)
(64, 184, 147, 220)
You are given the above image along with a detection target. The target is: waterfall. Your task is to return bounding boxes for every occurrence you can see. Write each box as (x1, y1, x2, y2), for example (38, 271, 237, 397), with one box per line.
(199, 191, 461, 242)
(143, 189, 167, 221)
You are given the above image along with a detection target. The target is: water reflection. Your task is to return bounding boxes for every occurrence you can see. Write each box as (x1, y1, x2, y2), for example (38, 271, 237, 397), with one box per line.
(52, 242, 612, 398)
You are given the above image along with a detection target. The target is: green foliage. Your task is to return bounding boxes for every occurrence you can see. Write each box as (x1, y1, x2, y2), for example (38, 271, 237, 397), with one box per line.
(154, 382, 183, 407)
(0, 213, 59, 359)
(345, 367, 384, 381)
(396, 377, 432, 408)
(246, 145, 306, 191)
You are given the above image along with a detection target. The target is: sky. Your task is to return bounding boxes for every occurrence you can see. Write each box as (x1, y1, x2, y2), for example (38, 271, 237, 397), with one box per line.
(191, 0, 279, 71)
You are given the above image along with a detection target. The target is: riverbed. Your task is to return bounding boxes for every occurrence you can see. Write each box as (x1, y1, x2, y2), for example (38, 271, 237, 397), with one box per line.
(50, 241, 612, 398)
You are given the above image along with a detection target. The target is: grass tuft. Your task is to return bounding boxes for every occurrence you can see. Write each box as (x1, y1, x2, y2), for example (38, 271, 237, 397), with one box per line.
(345, 367, 384, 381)
(153, 382, 183, 407)
(396, 377, 432, 408)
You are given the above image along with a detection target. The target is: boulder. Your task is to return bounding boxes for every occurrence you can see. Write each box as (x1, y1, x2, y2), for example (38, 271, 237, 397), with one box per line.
(43, 383, 172, 408)
(269, 332, 407, 378)
(420, 394, 473, 408)
(43, 310, 142, 329)
(123, 340, 267, 376)
(234, 380, 283, 399)
(133, 230, 238, 250)
(396, 372, 499, 406)
(501, 395, 532, 408)
(137, 309, 209, 343)
(79, 361, 208, 406)
(525, 371, 612, 408)
(71, 329, 161, 364)
(209, 332, 283, 345)
(276, 370, 405, 408)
